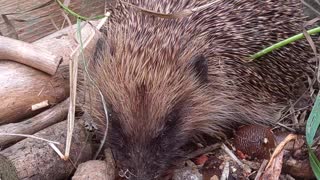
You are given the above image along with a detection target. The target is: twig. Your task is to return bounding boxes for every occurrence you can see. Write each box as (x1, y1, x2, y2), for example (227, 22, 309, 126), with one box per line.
(254, 160, 268, 180)
(275, 122, 296, 132)
(185, 143, 221, 159)
(0, 99, 69, 147)
(221, 143, 251, 173)
(0, 36, 62, 75)
(221, 161, 230, 180)
(302, 0, 320, 17)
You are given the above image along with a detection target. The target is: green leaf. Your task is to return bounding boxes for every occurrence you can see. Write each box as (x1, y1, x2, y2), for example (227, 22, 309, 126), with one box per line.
(306, 94, 320, 146)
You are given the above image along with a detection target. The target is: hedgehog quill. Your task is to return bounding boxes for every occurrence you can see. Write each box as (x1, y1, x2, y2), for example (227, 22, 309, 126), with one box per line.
(82, 0, 315, 179)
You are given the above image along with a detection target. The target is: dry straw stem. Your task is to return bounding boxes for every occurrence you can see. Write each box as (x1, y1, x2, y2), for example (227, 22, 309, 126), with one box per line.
(94, 90, 110, 159)
(0, 36, 62, 75)
(64, 14, 110, 160)
(49, 143, 65, 159)
(0, 133, 60, 145)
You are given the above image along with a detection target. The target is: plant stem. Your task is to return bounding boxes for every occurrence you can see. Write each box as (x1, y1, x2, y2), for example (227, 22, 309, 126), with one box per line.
(251, 26, 320, 59)
(56, 0, 88, 20)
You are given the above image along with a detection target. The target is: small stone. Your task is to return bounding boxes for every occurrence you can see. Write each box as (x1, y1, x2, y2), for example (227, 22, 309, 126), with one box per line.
(172, 166, 202, 180)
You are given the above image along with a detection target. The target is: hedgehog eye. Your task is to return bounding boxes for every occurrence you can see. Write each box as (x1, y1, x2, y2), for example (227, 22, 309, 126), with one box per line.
(92, 37, 106, 68)
(189, 54, 208, 83)
(162, 109, 180, 136)
(166, 110, 179, 123)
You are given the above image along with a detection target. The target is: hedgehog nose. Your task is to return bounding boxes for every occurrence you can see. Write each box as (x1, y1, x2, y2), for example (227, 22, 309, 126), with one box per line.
(128, 175, 152, 180)
(119, 169, 153, 180)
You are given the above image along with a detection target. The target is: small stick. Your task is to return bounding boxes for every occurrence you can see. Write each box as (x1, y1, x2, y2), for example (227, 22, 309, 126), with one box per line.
(186, 143, 221, 159)
(221, 143, 251, 173)
(254, 160, 268, 180)
(31, 100, 49, 111)
(221, 161, 230, 180)
(0, 36, 62, 75)
(64, 13, 111, 160)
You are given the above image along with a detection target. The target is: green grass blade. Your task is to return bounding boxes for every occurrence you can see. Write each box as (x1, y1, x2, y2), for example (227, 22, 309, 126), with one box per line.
(76, 18, 85, 57)
(309, 147, 320, 179)
(251, 27, 320, 59)
(306, 94, 320, 178)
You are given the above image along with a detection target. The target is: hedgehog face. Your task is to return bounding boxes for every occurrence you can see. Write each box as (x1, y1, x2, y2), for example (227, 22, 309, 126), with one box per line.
(88, 35, 212, 179)
(107, 105, 187, 179)
(93, 55, 210, 179)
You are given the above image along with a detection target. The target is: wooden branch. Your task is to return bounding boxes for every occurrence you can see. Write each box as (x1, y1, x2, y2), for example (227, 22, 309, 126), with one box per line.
(33, 20, 101, 66)
(0, 60, 69, 125)
(0, 98, 69, 148)
(0, 36, 62, 75)
(0, 20, 102, 125)
(0, 119, 92, 180)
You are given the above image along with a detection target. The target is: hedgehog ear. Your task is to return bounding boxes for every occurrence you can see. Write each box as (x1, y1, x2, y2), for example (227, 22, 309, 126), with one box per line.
(189, 55, 208, 83)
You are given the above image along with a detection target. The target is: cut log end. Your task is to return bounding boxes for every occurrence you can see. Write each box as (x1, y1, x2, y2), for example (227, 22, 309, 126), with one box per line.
(0, 155, 19, 180)
(0, 119, 92, 180)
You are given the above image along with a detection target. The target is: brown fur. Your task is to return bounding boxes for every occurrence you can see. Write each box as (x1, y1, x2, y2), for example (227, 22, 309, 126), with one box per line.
(82, 0, 315, 179)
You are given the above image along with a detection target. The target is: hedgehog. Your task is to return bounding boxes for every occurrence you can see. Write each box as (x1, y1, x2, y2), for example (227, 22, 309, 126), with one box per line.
(82, 0, 315, 179)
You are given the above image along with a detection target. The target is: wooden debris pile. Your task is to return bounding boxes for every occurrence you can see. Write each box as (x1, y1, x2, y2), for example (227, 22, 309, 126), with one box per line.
(0, 1, 104, 179)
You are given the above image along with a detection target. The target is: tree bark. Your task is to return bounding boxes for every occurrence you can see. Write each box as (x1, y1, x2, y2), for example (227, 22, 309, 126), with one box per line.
(0, 60, 69, 124)
(0, 119, 92, 180)
(72, 160, 109, 180)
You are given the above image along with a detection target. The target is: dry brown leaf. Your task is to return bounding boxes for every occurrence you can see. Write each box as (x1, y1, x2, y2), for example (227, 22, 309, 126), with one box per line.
(260, 150, 284, 180)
